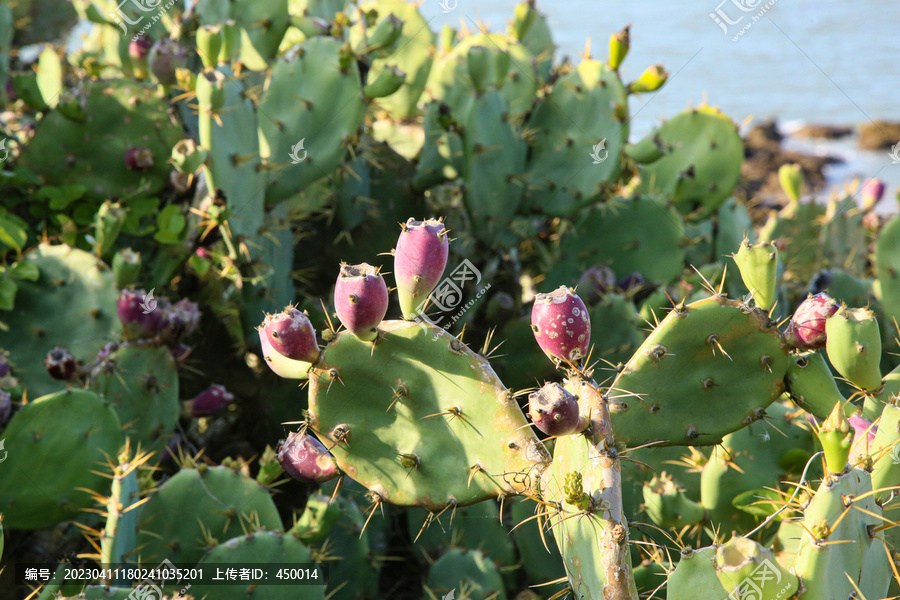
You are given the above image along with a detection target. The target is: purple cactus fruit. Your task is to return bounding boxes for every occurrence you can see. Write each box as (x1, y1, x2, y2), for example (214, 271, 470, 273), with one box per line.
(45, 346, 77, 380)
(158, 299, 201, 343)
(160, 432, 181, 463)
(276, 431, 340, 484)
(0, 353, 10, 379)
(334, 263, 389, 341)
(117, 289, 163, 340)
(861, 178, 886, 211)
(394, 218, 450, 319)
(128, 36, 153, 79)
(189, 384, 233, 417)
(0, 390, 11, 425)
(531, 286, 591, 364)
(148, 38, 187, 86)
(528, 382, 588, 436)
(128, 36, 153, 59)
(125, 147, 154, 171)
(784, 292, 839, 350)
(259, 307, 320, 364)
(576, 265, 615, 305)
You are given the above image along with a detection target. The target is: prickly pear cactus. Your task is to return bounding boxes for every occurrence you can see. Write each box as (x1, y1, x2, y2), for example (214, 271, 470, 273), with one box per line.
(308, 320, 550, 510)
(0, 389, 122, 528)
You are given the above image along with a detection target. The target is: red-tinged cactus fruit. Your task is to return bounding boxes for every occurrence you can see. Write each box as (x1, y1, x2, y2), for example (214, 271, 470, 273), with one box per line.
(128, 36, 153, 79)
(128, 36, 153, 59)
(169, 342, 192, 363)
(334, 263, 389, 341)
(531, 286, 591, 364)
(784, 292, 839, 350)
(861, 178, 886, 211)
(45, 346, 77, 380)
(259, 307, 320, 364)
(276, 431, 340, 484)
(117, 289, 163, 340)
(125, 147, 154, 171)
(394, 218, 450, 320)
(159, 299, 201, 343)
(528, 382, 588, 437)
(189, 384, 233, 417)
(576, 265, 615, 305)
(148, 38, 187, 86)
(0, 389, 11, 425)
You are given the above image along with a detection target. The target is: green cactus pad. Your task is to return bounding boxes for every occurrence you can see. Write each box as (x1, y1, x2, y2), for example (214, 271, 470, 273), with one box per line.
(0, 389, 122, 529)
(425, 548, 507, 600)
(785, 351, 849, 420)
(5, 243, 118, 399)
(546, 195, 685, 290)
(232, 0, 290, 71)
(759, 202, 824, 284)
(731, 239, 778, 311)
(875, 214, 900, 334)
(18, 79, 181, 200)
(190, 531, 325, 600)
(643, 472, 705, 529)
(258, 36, 366, 206)
(197, 65, 265, 240)
(424, 32, 537, 120)
(715, 537, 798, 599)
(607, 295, 789, 446)
(635, 106, 743, 220)
(460, 89, 527, 245)
(666, 547, 727, 600)
(358, 0, 435, 120)
(88, 344, 180, 459)
(509, 497, 566, 587)
(523, 57, 627, 216)
(136, 466, 283, 565)
(307, 320, 550, 511)
(825, 306, 883, 392)
(871, 404, 900, 504)
(791, 468, 884, 599)
(308, 495, 373, 600)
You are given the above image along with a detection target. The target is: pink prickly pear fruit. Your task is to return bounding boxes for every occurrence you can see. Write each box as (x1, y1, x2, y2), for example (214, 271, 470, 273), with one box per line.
(258, 308, 320, 379)
(528, 382, 588, 436)
(848, 415, 877, 464)
(531, 286, 591, 364)
(188, 384, 233, 417)
(334, 263, 388, 341)
(861, 179, 886, 211)
(394, 218, 450, 320)
(125, 147, 154, 171)
(784, 292, 839, 350)
(148, 38, 187, 86)
(45, 346, 77, 380)
(128, 36, 153, 79)
(117, 289, 163, 340)
(276, 431, 340, 484)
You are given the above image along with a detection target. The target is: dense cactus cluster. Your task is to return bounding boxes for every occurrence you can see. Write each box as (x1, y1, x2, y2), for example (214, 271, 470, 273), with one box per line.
(0, 1, 898, 599)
